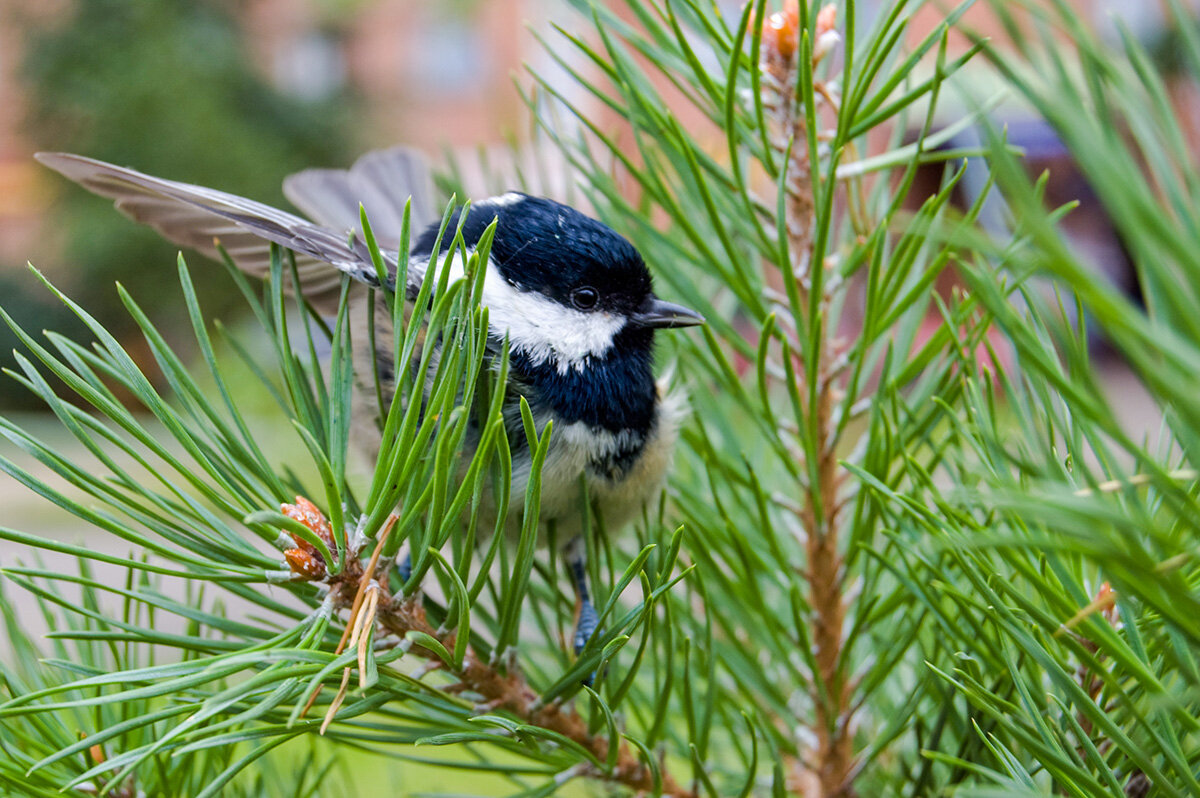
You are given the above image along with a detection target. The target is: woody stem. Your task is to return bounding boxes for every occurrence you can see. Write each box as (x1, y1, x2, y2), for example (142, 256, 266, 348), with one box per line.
(339, 575, 695, 797)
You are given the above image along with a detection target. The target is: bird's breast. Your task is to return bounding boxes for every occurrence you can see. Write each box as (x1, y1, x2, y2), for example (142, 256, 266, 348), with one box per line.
(520, 383, 686, 538)
(533, 419, 654, 537)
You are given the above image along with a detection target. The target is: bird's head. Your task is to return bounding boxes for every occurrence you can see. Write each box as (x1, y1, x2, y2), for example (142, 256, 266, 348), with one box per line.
(413, 192, 703, 374)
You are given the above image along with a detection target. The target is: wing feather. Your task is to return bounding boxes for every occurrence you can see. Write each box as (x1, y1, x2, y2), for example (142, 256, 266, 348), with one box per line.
(282, 146, 436, 248)
(35, 152, 390, 311)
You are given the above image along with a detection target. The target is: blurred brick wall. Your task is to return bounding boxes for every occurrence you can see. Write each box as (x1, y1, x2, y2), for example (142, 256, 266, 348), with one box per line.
(0, 0, 1190, 267)
(0, 1, 64, 264)
(241, 0, 538, 150)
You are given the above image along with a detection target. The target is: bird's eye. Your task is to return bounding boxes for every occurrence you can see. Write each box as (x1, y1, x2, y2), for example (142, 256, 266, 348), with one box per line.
(570, 286, 599, 310)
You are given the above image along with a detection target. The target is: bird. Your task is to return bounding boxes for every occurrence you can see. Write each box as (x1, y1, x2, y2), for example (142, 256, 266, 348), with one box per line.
(35, 146, 704, 660)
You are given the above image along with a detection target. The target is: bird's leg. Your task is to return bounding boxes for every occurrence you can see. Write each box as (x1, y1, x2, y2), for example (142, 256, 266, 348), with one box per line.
(564, 536, 600, 657)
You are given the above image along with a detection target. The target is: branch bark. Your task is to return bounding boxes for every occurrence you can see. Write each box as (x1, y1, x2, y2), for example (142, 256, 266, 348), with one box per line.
(284, 502, 695, 798)
(761, 4, 856, 794)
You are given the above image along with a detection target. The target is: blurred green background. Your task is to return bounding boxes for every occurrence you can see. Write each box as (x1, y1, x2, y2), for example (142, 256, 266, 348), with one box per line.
(0, 0, 547, 408)
(3, 0, 358, 407)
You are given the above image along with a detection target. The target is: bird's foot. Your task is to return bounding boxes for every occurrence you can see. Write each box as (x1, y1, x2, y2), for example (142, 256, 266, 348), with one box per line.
(573, 595, 600, 657)
(566, 537, 602, 685)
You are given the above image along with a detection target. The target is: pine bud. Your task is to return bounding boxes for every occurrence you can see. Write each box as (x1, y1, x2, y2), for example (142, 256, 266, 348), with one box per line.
(282, 495, 336, 552)
(280, 496, 336, 579)
(813, 4, 840, 65)
(764, 1, 800, 63)
(285, 547, 327, 580)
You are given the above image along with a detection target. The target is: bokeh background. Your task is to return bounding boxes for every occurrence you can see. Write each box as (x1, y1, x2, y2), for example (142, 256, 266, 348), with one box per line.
(0, 0, 1179, 410)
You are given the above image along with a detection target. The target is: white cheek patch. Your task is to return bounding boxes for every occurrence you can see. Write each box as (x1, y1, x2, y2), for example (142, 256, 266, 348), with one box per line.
(480, 260, 625, 372)
(407, 252, 625, 372)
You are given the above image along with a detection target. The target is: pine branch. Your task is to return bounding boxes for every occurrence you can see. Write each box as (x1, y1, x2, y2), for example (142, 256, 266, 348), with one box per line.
(283, 497, 695, 797)
(761, 5, 855, 794)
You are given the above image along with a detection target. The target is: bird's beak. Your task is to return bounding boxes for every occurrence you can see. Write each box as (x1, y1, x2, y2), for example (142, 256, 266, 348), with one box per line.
(631, 296, 706, 329)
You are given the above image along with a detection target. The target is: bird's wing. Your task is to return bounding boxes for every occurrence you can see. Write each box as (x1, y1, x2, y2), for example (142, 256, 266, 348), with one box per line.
(282, 146, 437, 251)
(35, 152, 391, 313)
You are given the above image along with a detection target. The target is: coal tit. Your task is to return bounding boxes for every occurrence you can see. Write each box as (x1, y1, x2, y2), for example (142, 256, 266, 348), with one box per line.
(36, 147, 704, 654)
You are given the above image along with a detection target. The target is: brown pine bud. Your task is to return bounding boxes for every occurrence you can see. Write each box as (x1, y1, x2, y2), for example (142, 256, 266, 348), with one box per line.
(1096, 581, 1118, 626)
(765, 1, 800, 62)
(281, 495, 336, 554)
(285, 547, 327, 580)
